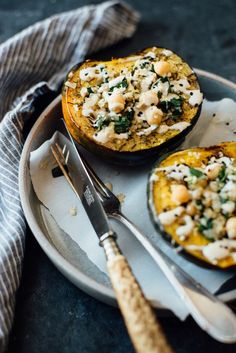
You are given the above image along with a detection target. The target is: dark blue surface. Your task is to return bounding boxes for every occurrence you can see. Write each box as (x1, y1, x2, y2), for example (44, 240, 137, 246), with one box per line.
(1, 0, 236, 352)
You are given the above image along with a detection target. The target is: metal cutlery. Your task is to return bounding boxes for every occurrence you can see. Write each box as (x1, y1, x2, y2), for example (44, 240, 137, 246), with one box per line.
(52, 124, 236, 344)
(51, 134, 173, 353)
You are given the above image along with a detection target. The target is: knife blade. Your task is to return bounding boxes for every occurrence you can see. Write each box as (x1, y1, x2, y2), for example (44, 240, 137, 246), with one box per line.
(62, 121, 114, 243)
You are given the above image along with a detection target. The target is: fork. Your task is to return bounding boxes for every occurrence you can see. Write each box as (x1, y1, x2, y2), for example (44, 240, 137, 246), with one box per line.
(51, 139, 236, 343)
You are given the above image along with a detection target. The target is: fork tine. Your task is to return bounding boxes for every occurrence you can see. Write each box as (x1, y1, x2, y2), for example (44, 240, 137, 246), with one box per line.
(50, 143, 79, 198)
(55, 139, 113, 201)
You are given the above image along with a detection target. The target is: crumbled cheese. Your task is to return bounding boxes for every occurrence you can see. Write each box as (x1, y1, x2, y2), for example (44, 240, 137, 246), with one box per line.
(79, 66, 104, 81)
(140, 74, 156, 92)
(157, 164, 191, 181)
(222, 181, 236, 200)
(80, 87, 88, 97)
(221, 201, 235, 215)
(152, 80, 170, 97)
(82, 94, 99, 116)
(69, 207, 77, 216)
(82, 108, 94, 117)
(158, 207, 185, 226)
(171, 78, 190, 94)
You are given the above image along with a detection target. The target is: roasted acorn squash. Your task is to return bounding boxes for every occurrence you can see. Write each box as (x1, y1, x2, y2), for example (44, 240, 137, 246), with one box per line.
(62, 47, 203, 165)
(148, 142, 236, 269)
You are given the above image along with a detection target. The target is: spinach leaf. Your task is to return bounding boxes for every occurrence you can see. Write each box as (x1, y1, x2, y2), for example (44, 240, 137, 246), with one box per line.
(94, 115, 110, 130)
(140, 61, 149, 69)
(218, 166, 227, 183)
(189, 167, 204, 178)
(87, 87, 93, 95)
(114, 109, 134, 134)
(198, 218, 213, 236)
(159, 96, 183, 119)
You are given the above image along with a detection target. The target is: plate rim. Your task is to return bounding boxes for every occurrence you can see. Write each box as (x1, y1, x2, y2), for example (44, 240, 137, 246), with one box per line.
(19, 68, 236, 309)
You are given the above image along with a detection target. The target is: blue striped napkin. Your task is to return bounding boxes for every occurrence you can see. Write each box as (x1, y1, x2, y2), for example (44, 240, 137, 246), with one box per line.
(0, 2, 139, 351)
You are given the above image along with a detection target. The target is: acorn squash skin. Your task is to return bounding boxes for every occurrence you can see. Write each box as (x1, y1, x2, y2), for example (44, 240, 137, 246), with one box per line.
(62, 47, 202, 165)
(147, 142, 236, 269)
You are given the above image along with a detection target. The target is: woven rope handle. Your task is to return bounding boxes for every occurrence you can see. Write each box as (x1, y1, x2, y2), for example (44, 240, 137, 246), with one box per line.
(106, 253, 173, 353)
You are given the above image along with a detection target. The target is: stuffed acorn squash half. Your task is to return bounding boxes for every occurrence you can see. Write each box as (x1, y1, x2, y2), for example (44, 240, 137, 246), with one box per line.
(148, 142, 236, 269)
(62, 47, 203, 164)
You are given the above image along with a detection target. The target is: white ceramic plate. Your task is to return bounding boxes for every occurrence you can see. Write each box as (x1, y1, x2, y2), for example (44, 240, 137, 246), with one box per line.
(19, 69, 236, 310)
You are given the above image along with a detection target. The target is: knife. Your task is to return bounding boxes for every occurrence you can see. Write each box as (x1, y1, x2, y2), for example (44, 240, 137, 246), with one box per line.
(51, 121, 173, 353)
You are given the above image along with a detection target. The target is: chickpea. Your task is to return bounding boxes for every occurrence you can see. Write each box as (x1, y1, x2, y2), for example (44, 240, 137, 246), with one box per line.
(145, 106, 163, 126)
(108, 93, 125, 113)
(171, 184, 190, 205)
(226, 217, 236, 239)
(154, 61, 171, 76)
(186, 202, 197, 216)
(139, 90, 159, 107)
(205, 163, 221, 180)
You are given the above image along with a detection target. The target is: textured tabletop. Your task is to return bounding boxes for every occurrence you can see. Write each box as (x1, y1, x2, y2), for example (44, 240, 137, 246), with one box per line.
(1, 0, 236, 352)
